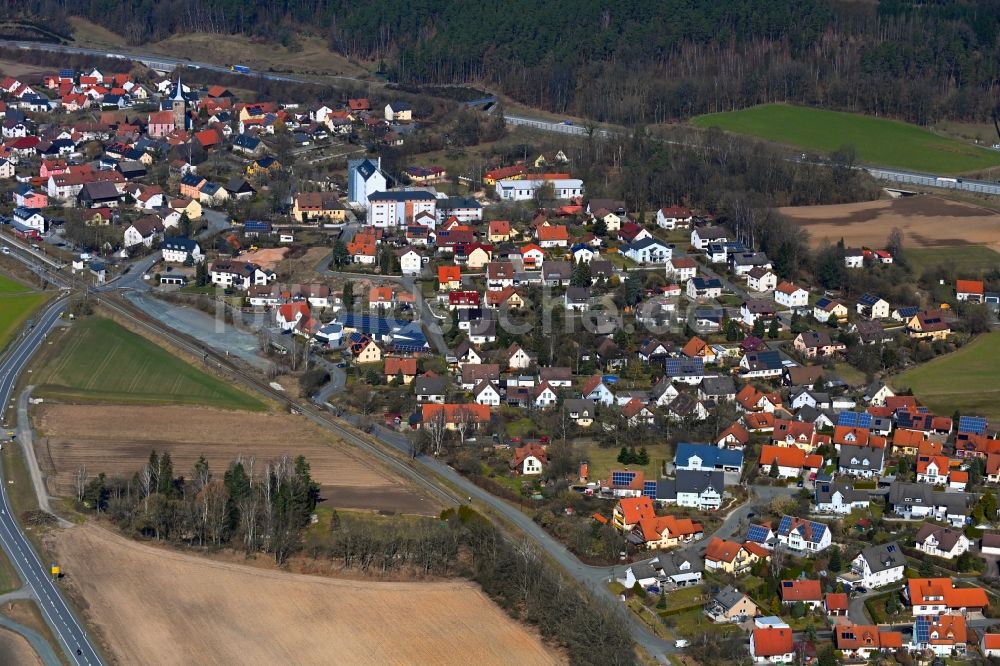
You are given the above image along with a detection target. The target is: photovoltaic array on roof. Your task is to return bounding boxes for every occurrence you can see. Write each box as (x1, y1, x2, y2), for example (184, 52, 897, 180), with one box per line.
(612, 471, 637, 487)
(777, 515, 792, 534)
(958, 415, 988, 435)
(808, 521, 828, 542)
(747, 524, 770, 543)
(643, 481, 658, 499)
(838, 411, 873, 428)
(914, 617, 930, 643)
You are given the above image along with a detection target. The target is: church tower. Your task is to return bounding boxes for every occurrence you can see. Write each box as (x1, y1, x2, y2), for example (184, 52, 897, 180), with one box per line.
(171, 78, 186, 130)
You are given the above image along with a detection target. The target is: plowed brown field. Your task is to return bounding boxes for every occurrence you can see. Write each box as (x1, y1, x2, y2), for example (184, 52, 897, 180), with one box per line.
(779, 195, 1000, 250)
(50, 525, 562, 666)
(34, 404, 437, 514)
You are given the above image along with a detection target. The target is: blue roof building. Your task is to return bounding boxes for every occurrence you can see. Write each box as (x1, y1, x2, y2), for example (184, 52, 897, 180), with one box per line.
(674, 443, 743, 473)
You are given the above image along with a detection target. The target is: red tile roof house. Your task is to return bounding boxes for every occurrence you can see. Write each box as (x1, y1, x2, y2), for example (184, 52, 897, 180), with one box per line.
(956, 279, 985, 302)
(750, 627, 794, 664)
(780, 579, 823, 610)
(509, 443, 548, 476)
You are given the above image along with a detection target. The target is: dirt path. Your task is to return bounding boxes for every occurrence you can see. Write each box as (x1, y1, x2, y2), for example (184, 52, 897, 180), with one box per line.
(50, 525, 563, 666)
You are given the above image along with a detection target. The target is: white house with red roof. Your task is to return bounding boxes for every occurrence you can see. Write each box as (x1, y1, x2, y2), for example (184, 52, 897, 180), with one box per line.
(276, 302, 311, 332)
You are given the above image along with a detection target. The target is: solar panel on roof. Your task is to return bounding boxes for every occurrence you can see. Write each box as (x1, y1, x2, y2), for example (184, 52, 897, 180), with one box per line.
(642, 481, 657, 498)
(959, 415, 988, 435)
(915, 617, 930, 643)
(838, 412, 873, 428)
(809, 521, 828, 542)
(612, 471, 636, 487)
(747, 524, 769, 543)
(777, 516, 792, 535)
(782, 581, 793, 587)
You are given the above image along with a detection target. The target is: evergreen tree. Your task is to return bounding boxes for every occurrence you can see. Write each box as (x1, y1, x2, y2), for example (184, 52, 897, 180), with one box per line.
(617, 447, 630, 464)
(342, 281, 354, 310)
(769, 460, 779, 478)
(332, 240, 350, 267)
(828, 546, 841, 572)
(637, 447, 650, 466)
(157, 451, 175, 496)
(767, 317, 780, 339)
(752, 317, 765, 338)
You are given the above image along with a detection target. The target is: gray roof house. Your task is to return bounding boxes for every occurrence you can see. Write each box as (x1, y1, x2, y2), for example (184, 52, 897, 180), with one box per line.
(837, 445, 885, 479)
(656, 470, 725, 510)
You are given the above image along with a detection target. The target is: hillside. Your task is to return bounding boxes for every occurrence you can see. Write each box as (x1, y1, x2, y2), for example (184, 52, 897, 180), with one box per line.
(12, 0, 1000, 128)
(692, 105, 1000, 174)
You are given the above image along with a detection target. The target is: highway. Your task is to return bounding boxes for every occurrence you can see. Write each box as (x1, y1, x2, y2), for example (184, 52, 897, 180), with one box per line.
(0, 296, 104, 666)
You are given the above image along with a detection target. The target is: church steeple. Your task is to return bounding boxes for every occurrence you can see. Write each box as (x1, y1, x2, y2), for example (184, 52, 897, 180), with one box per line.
(171, 77, 187, 130)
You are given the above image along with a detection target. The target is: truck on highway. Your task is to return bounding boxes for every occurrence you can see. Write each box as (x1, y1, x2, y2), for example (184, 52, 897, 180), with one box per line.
(936, 177, 958, 184)
(230, 64, 251, 74)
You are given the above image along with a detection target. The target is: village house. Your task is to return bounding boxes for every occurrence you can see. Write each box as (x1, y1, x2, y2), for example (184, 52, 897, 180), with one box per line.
(705, 585, 758, 623)
(914, 523, 971, 560)
(773, 281, 809, 309)
(793, 331, 845, 358)
(839, 542, 906, 590)
(749, 627, 794, 664)
(780, 579, 822, 610)
(904, 578, 989, 616)
(775, 515, 832, 553)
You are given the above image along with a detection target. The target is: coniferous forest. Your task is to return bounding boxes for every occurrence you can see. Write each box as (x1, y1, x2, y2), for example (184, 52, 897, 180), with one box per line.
(8, 0, 1000, 125)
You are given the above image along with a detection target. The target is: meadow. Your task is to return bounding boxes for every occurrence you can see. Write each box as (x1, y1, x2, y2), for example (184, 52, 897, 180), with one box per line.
(892, 332, 1000, 420)
(35, 317, 265, 411)
(0, 275, 48, 352)
(691, 104, 1000, 174)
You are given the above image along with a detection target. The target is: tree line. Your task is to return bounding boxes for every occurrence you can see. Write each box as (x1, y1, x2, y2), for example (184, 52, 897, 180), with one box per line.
(80, 452, 636, 664)
(13, 0, 1000, 126)
(80, 451, 319, 564)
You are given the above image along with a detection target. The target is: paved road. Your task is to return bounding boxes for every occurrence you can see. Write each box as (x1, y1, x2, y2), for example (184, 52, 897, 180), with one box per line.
(0, 299, 104, 666)
(0, 39, 371, 86)
(323, 269, 451, 357)
(5, 39, 1000, 196)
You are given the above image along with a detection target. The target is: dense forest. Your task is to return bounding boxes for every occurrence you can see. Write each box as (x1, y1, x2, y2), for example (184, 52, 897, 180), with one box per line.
(9, 0, 1000, 125)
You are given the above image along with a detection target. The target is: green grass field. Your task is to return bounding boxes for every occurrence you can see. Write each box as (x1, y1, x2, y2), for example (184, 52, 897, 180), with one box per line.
(0, 274, 48, 352)
(892, 332, 1000, 420)
(36, 317, 266, 411)
(691, 104, 1000, 174)
(579, 442, 663, 483)
(903, 246, 1000, 276)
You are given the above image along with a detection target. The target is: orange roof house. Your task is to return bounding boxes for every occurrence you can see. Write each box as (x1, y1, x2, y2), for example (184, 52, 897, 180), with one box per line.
(438, 265, 461, 288)
(634, 515, 703, 545)
(384, 356, 418, 380)
(536, 225, 568, 243)
(780, 579, 822, 603)
(420, 403, 491, 428)
(704, 537, 745, 564)
(752, 627, 793, 660)
(956, 279, 985, 297)
(682, 336, 712, 359)
(907, 578, 989, 613)
(615, 496, 656, 526)
(825, 592, 849, 614)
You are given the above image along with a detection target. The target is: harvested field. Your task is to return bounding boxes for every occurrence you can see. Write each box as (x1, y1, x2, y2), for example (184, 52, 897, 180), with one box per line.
(34, 404, 437, 515)
(51, 524, 562, 666)
(0, 628, 41, 666)
(780, 195, 1000, 252)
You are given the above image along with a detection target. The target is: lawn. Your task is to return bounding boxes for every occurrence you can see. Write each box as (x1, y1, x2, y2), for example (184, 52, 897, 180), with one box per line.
(691, 104, 1000, 174)
(35, 317, 266, 411)
(0, 274, 48, 352)
(903, 246, 1000, 276)
(578, 441, 661, 484)
(892, 332, 1000, 420)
